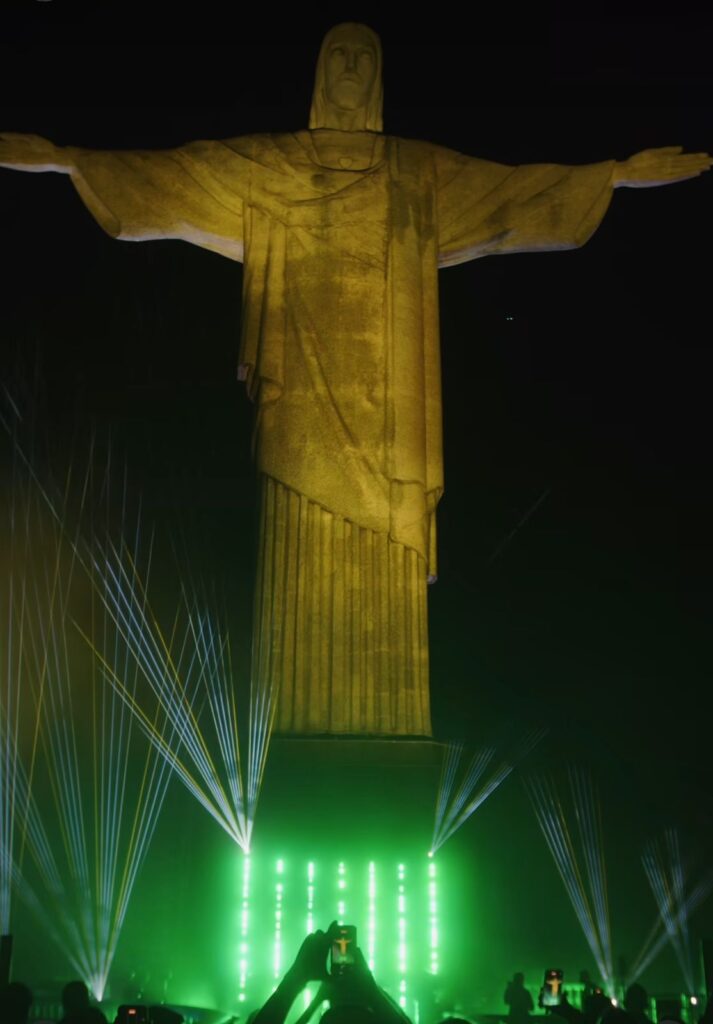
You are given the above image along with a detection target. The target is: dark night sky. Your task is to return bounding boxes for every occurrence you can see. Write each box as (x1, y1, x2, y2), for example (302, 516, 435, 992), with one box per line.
(1, 7, 712, 878)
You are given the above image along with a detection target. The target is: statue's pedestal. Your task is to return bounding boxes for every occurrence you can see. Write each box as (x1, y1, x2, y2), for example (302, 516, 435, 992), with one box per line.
(259, 736, 443, 850)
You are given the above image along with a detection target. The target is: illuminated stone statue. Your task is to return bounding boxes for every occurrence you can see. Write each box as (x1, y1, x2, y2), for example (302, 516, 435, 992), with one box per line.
(1, 25, 709, 736)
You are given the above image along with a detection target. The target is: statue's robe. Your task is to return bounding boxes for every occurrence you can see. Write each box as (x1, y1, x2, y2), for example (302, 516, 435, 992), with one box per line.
(70, 132, 614, 735)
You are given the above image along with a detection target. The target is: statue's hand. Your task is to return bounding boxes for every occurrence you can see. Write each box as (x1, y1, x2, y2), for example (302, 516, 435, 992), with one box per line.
(613, 146, 712, 188)
(0, 132, 73, 173)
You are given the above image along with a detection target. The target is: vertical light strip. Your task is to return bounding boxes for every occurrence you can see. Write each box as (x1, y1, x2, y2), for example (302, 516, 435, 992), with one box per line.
(428, 860, 439, 976)
(337, 861, 346, 923)
(307, 861, 315, 934)
(238, 854, 251, 1002)
(274, 858, 284, 980)
(305, 859, 316, 1008)
(398, 863, 407, 1009)
(368, 861, 376, 971)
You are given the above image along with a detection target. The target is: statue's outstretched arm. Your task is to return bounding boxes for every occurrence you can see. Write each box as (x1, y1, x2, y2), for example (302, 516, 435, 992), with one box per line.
(435, 141, 711, 268)
(435, 149, 617, 267)
(612, 146, 711, 188)
(0, 131, 246, 262)
(0, 133, 75, 174)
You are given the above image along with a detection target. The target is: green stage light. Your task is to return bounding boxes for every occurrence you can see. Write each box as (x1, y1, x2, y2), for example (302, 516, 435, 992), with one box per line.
(307, 861, 315, 934)
(231, 854, 440, 1018)
(397, 863, 407, 1008)
(238, 854, 251, 1001)
(428, 860, 439, 975)
(337, 861, 346, 923)
(274, 860, 285, 979)
(368, 861, 376, 970)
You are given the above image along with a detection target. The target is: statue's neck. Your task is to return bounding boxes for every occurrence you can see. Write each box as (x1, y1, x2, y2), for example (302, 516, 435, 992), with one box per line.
(307, 129, 384, 171)
(322, 108, 369, 132)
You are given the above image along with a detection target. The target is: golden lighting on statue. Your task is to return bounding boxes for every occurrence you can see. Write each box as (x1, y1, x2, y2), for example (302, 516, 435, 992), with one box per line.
(1, 25, 710, 737)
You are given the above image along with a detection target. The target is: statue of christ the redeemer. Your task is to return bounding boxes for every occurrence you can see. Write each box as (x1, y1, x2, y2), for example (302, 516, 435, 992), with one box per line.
(1, 24, 709, 737)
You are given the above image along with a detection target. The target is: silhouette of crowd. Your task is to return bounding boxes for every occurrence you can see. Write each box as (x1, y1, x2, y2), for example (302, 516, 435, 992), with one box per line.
(1, 929, 710, 1024)
(0, 978, 185, 1024)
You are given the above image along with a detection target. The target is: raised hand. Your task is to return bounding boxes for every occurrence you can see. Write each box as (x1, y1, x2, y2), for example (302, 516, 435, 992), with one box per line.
(613, 146, 712, 188)
(289, 927, 332, 986)
(0, 132, 72, 173)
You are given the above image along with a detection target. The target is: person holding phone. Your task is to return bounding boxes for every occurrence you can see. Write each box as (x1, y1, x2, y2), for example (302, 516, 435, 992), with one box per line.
(254, 922, 410, 1024)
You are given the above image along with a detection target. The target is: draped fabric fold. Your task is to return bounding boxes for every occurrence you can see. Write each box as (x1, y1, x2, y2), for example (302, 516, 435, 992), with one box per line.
(253, 476, 430, 735)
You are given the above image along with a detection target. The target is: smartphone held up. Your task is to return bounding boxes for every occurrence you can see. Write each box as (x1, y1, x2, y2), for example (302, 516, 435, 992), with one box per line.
(330, 925, 357, 977)
(542, 968, 564, 1007)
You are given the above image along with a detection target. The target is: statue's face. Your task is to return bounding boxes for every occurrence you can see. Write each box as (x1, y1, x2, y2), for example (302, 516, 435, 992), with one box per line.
(324, 26, 377, 114)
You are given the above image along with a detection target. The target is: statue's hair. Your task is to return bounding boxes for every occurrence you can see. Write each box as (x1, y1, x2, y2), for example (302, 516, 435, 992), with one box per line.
(309, 23, 383, 132)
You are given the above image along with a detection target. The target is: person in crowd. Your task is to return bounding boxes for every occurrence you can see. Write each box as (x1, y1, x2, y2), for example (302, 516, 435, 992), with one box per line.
(61, 981, 90, 1021)
(699, 999, 713, 1024)
(623, 984, 654, 1024)
(582, 989, 613, 1024)
(60, 979, 108, 1024)
(0, 981, 33, 1024)
(580, 973, 596, 1001)
(504, 974, 534, 1024)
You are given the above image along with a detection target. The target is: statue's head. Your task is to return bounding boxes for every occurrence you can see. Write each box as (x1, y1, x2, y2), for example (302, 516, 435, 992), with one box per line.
(309, 23, 383, 132)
